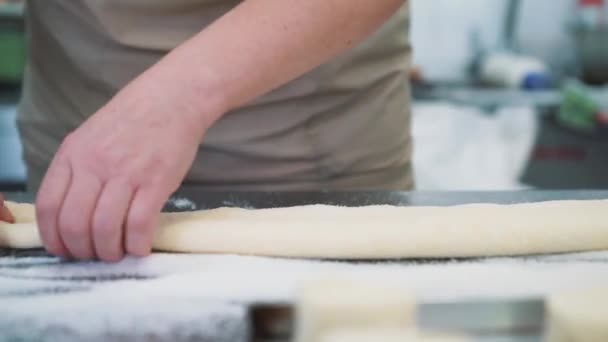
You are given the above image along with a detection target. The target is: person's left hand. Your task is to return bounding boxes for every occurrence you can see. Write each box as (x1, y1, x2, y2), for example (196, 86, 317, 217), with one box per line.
(35, 70, 222, 262)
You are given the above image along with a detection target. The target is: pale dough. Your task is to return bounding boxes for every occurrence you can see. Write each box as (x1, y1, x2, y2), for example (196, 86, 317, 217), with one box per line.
(1, 200, 608, 258)
(294, 277, 416, 342)
(293, 277, 467, 342)
(320, 330, 468, 342)
(545, 288, 608, 342)
(319, 329, 416, 342)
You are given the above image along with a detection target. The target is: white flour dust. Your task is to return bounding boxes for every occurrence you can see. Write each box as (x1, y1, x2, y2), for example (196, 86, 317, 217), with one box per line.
(167, 197, 197, 210)
(3, 251, 608, 340)
(1, 298, 246, 342)
(4, 252, 608, 304)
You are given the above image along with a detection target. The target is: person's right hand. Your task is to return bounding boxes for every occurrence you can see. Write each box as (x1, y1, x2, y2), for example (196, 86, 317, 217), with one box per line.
(0, 193, 15, 223)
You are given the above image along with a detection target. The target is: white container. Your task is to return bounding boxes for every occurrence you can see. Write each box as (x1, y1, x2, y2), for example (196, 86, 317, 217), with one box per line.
(480, 52, 551, 89)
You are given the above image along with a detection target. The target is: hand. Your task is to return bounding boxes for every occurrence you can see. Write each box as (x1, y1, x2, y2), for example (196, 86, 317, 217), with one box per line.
(35, 69, 222, 262)
(0, 193, 15, 223)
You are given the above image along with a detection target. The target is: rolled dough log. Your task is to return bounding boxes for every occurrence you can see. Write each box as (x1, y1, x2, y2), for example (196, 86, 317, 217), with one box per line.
(1, 200, 608, 258)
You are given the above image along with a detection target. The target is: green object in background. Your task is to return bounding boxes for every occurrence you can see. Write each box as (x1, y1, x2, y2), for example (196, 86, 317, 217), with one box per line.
(0, 4, 25, 84)
(557, 81, 601, 133)
(0, 31, 25, 83)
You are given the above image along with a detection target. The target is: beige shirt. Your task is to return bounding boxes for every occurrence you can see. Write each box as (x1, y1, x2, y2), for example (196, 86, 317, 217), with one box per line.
(18, 0, 413, 191)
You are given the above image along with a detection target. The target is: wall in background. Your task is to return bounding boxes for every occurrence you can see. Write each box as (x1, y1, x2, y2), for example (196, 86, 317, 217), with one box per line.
(411, 0, 575, 82)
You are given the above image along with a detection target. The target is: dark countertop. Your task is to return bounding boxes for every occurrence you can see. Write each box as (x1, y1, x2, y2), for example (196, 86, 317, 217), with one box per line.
(7, 189, 608, 209)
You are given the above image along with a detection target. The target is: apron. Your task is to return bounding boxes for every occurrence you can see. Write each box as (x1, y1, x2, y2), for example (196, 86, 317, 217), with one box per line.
(18, 0, 413, 192)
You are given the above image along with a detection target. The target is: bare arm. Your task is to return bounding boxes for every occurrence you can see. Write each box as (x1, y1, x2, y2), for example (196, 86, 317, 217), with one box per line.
(36, 0, 406, 261)
(146, 0, 406, 128)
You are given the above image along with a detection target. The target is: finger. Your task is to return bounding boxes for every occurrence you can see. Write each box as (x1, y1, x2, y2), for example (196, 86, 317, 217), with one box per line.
(92, 179, 134, 262)
(125, 186, 168, 257)
(58, 171, 103, 260)
(0, 205, 14, 223)
(0, 193, 15, 223)
(36, 160, 71, 257)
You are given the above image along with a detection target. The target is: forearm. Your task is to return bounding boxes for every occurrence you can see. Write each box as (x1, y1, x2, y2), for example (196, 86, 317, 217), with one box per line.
(147, 0, 406, 129)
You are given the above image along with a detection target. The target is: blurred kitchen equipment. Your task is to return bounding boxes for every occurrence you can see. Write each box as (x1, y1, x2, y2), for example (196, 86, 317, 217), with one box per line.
(557, 79, 608, 134)
(571, 0, 608, 85)
(576, 0, 605, 29)
(521, 84, 608, 189)
(471, 0, 553, 90)
(574, 27, 608, 85)
(522, 113, 608, 189)
(479, 52, 551, 90)
(521, 79, 608, 189)
(502, 0, 521, 52)
(0, 2, 25, 84)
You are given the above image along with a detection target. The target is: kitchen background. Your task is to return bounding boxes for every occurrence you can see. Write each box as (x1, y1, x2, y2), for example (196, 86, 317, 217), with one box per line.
(0, 0, 607, 191)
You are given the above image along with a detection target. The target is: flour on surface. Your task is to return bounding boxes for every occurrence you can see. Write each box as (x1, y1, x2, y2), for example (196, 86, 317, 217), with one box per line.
(3, 251, 608, 339)
(167, 197, 197, 210)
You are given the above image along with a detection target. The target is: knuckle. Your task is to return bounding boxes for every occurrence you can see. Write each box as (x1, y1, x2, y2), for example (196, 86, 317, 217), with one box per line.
(88, 147, 130, 178)
(142, 157, 173, 178)
(119, 176, 138, 191)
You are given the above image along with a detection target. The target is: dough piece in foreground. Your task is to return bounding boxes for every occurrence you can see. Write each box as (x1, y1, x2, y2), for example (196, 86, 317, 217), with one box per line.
(320, 330, 469, 342)
(1, 200, 608, 258)
(0, 202, 41, 248)
(294, 277, 416, 342)
(319, 329, 414, 342)
(545, 288, 608, 342)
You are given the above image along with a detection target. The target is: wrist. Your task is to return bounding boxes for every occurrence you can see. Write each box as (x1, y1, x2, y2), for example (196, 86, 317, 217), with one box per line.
(142, 53, 230, 134)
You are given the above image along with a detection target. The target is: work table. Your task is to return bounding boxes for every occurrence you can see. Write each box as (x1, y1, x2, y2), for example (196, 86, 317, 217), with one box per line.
(2, 190, 608, 341)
